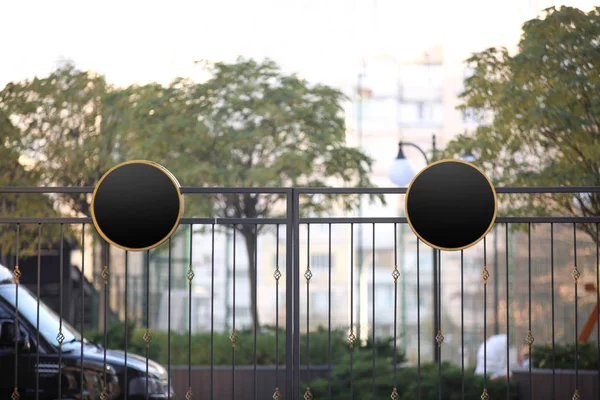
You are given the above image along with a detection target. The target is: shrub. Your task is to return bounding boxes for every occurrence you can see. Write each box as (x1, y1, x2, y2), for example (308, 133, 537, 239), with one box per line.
(531, 342, 598, 370)
(84, 323, 404, 366)
(305, 353, 520, 400)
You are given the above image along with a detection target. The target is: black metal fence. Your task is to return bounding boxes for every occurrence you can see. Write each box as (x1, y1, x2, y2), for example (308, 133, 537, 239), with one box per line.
(0, 186, 599, 399)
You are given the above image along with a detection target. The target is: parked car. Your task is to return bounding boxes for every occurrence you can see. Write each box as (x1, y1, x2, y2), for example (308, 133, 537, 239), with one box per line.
(0, 264, 174, 399)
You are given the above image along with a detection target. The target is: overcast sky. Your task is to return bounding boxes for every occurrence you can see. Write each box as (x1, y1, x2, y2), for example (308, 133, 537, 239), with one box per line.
(1, 0, 596, 90)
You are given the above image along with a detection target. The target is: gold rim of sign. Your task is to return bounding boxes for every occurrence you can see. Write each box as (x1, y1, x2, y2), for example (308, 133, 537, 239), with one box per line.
(404, 158, 498, 252)
(90, 160, 184, 252)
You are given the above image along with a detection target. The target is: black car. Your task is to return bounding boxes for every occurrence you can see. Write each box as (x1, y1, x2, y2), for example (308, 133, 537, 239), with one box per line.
(0, 264, 174, 399)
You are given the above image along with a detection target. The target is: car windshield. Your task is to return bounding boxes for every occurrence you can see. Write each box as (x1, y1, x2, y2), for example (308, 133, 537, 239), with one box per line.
(0, 285, 81, 348)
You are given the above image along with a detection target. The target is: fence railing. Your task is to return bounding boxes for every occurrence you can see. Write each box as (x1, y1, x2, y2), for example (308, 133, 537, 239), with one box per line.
(0, 186, 599, 400)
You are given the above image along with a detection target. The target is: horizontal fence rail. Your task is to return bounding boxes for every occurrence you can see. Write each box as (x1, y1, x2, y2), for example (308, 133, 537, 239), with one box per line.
(0, 186, 598, 400)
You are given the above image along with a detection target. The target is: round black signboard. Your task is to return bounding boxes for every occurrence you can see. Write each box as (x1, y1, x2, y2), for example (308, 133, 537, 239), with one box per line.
(91, 160, 184, 251)
(405, 159, 497, 251)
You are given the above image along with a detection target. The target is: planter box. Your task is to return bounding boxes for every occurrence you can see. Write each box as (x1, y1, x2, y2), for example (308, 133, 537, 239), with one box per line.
(512, 367, 598, 400)
(169, 365, 331, 399)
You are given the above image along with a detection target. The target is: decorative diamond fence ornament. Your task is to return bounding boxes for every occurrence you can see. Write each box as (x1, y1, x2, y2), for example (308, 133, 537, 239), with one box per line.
(481, 388, 489, 400)
(273, 268, 282, 282)
(481, 266, 490, 284)
(525, 331, 535, 347)
(391, 387, 400, 400)
(392, 266, 400, 283)
(304, 268, 312, 283)
(273, 387, 281, 400)
(572, 266, 581, 283)
(187, 266, 195, 283)
(143, 329, 152, 347)
(101, 265, 110, 284)
(13, 266, 21, 284)
(230, 329, 238, 348)
(185, 388, 194, 400)
(11, 388, 19, 400)
(436, 330, 444, 347)
(303, 387, 313, 400)
(348, 330, 356, 349)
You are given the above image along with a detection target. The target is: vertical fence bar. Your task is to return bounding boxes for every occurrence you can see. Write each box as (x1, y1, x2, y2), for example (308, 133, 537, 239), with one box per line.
(551, 223, 555, 400)
(102, 238, 109, 398)
(437, 250, 442, 400)
(304, 224, 311, 399)
(328, 223, 332, 399)
(168, 238, 172, 400)
(597, 223, 599, 397)
(461, 249, 464, 399)
(506, 223, 510, 400)
(80, 224, 85, 400)
(350, 223, 355, 400)
(392, 223, 399, 400)
(188, 225, 194, 400)
(124, 249, 129, 400)
(59, 224, 64, 399)
(483, 236, 488, 399)
(36, 224, 41, 400)
(232, 227, 237, 400)
(286, 190, 294, 400)
(371, 223, 376, 400)
(573, 223, 580, 399)
(211, 224, 215, 400)
(274, 224, 281, 400)
(293, 191, 301, 400)
(14, 224, 20, 400)
(417, 238, 421, 400)
(494, 226, 500, 336)
(254, 224, 258, 400)
(145, 249, 150, 400)
(527, 223, 533, 399)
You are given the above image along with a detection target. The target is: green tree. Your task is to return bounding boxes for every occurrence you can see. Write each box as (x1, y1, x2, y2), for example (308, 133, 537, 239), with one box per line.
(442, 6, 600, 241)
(0, 109, 60, 263)
(128, 58, 382, 330)
(0, 61, 132, 325)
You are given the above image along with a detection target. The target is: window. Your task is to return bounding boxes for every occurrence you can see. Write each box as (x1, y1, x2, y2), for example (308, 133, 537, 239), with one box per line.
(311, 292, 329, 313)
(369, 284, 395, 309)
(365, 249, 394, 268)
(310, 253, 333, 270)
(1, 287, 79, 348)
(462, 107, 478, 124)
(0, 303, 11, 319)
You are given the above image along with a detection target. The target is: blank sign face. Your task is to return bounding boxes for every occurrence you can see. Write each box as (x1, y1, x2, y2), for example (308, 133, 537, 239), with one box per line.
(91, 161, 183, 251)
(405, 160, 497, 251)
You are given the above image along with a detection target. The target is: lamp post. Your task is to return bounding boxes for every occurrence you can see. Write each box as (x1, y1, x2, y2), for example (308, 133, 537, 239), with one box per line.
(388, 139, 480, 361)
(388, 133, 440, 362)
(356, 63, 367, 344)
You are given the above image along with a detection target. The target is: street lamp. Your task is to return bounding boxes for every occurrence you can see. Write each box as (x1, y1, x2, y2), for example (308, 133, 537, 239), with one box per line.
(389, 137, 480, 361)
(388, 133, 440, 362)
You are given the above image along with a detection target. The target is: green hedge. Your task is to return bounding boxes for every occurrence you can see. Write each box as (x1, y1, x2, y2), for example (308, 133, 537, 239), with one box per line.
(305, 351, 520, 400)
(85, 322, 405, 366)
(532, 342, 598, 370)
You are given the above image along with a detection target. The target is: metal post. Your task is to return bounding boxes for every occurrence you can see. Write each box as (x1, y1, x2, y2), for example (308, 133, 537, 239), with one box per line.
(494, 225, 499, 335)
(142, 250, 148, 327)
(356, 63, 366, 343)
(400, 218, 407, 351)
(432, 247, 439, 362)
(285, 188, 294, 400)
(224, 229, 232, 332)
(430, 134, 440, 363)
